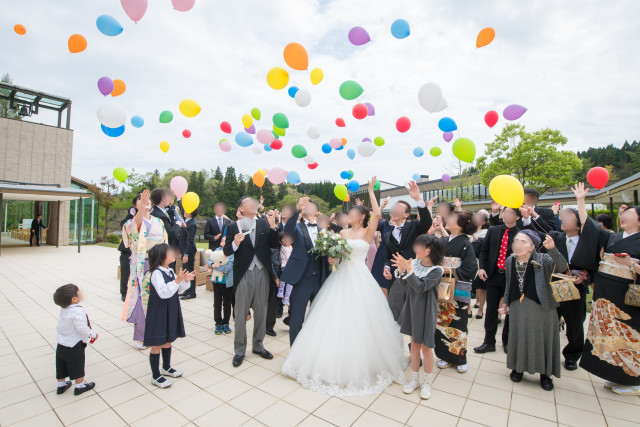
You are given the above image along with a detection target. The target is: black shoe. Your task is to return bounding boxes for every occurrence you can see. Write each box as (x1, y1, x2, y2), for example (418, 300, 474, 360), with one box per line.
(57, 381, 72, 395)
(503, 344, 508, 354)
(232, 355, 244, 367)
(180, 294, 196, 300)
(252, 349, 273, 360)
(73, 382, 95, 395)
(559, 321, 565, 331)
(510, 370, 523, 383)
(121, 295, 126, 302)
(474, 304, 479, 308)
(265, 329, 277, 337)
(475, 314, 483, 319)
(283, 316, 290, 326)
(474, 343, 496, 353)
(564, 360, 578, 371)
(540, 374, 554, 391)
(468, 313, 473, 318)
(497, 318, 502, 325)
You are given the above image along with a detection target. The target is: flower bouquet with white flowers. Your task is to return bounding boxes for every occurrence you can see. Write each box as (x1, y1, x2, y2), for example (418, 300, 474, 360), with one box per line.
(310, 229, 352, 271)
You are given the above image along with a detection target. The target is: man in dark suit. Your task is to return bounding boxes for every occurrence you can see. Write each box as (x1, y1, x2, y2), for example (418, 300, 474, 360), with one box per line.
(30, 214, 47, 246)
(280, 197, 330, 345)
(150, 188, 182, 249)
(223, 197, 280, 367)
(474, 207, 521, 354)
(204, 202, 231, 250)
(118, 200, 136, 301)
(180, 209, 199, 300)
(489, 188, 555, 232)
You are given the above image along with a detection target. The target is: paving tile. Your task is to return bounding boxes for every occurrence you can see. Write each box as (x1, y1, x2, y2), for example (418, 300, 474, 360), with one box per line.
(407, 405, 458, 427)
(510, 393, 556, 421)
(0, 395, 51, 425)
(313, 397, 365, 427)
(598, 396, 640, 423)
(206, 376, 252, 402)
(131, 406, 189, 426)
(468, 383, 511, 409)
(507, 411, 556, 427)
(431, 372, 472, 397)
(171, 389, 223, 421)
(352, 410, 403, 426)
(12, 410, 63, 427)
(255, 400, 308, 427)
(283, 386, 330, 413)
(461, 398, 509, 427)
(554, 387, 601, 413)
(556, 404, 607, 427)
(194, 403, 250, 426)
(113, 392, 167, 424)
(368, 393, 418, 423)
(297, 415, 334, 426)
(257, 372, 300, 398)
(228, 387, 278, 417)
(68, 409, 127, 427)
(55, 394, 109, 425)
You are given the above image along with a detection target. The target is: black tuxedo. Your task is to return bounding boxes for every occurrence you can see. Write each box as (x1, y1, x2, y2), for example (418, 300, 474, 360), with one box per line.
(181, 218, 198, 296)
(150, 206, 181, 248)
(489, 206, 555, 232)
(118, 213, 134, 298)
(205, 216, 231, 250)
(30, 218, 46, 246)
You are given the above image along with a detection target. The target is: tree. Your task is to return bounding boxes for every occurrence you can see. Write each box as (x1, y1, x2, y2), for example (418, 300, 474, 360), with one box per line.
(445, 159, 478, 201)
(0, 74, 22, 120)
(476, 124, 582, 193)
(89, 176, 118, 242)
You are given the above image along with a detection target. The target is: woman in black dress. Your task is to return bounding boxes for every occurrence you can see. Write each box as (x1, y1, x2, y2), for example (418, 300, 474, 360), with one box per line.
(471, 210, 490, 318)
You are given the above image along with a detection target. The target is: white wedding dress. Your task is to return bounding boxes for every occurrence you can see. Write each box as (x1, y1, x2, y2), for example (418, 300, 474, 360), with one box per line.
(281, 239, 406, 396)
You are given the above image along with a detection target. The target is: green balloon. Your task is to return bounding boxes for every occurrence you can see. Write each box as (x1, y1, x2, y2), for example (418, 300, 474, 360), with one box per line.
(113, 167, 127, 183)
(273, 125, 286, 137)
(373, 179, 381, 191)
(339, 80, 363, 100)
(272, 112, 289, 129)
(159, 110, 173, 123)
(430, 146, 442, 157)
(373, 136, 385, 147)
(347, 170, 354, 180)
(291, 144, 307, 159)
(271, 131, 279, 139)
(251, 107, 261, 120)
(219, 138, 228, 144)
(452, 138, 476, 163)
(334, 184, 348, 201)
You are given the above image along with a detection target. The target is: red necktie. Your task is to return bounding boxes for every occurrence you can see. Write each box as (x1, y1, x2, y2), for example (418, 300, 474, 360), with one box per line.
(497, 228, 511, 270)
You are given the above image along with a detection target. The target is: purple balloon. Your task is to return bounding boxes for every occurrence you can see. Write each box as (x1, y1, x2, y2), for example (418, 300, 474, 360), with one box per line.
(348, 26, 370, 46)
(245, 124, 256, 134)
(97, 77, 114, 96)
(442, 174, 451, 182)
(443, 131, 453, 142)
(503, 104, 527, 121)
(362, 137, 372, 143)
(365, 102, 375, 116)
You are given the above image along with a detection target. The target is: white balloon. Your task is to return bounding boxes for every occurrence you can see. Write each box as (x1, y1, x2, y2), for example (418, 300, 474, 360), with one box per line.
(433, 97, 448, 113)
(97, 101, 127, 128)
(307, 126, 320, 139)
(252, 144, 263, 155)
(357, 142, 376, 157)
(417, 82, 443, 113)
(295, 89, 311, 107)
(304, 155, 315, 164)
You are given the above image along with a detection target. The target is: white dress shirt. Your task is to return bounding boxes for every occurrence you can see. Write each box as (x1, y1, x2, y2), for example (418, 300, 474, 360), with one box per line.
(150, 266, 190, 299)
(231, 217, 264, 270)
(57, 304, 96, 347)
(566, 235, 579, 262)
(304, 220, 319, 247)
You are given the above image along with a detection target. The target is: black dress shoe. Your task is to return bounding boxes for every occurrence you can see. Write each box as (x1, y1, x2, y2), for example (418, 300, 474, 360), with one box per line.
(232, 355, 244, 367)
(180, 294, 196, 300)
(564, 360, 578, 371)
(510, 370, 523, 383)
(121, 295, 126, 302)
(283, 316, 290, 326)
(265, 329, 277, 337)
(475, 314, 483, 319)
(474, 343, 496, 353)
(252, 349, 273, 360)
(503, 343, 508, 354)
(468, 313, 473, 318)
(540, 374, 554, 391)
(73, 382, 95, 395)
(57, 381, 72, 395)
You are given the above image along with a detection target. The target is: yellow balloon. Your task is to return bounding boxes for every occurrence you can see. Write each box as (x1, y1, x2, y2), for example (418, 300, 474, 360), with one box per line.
(179, 99, 201, 117)
(257, 169, 267, 176)
(488, 175, 524, 208)
(160, 141, 170, 153)
(242, 114, 253, 129)
(273, 125, 286, 137)
(310, 67, 324, 85)
(266, 67, 289, 90)
(182, 191, 200, 214)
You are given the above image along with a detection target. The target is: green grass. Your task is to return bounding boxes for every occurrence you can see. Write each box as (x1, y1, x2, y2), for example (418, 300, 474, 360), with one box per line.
(96, 242, 119, 248)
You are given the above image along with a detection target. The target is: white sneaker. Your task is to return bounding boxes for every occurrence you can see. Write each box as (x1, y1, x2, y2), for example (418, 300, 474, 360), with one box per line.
(457, 364, 468, 374)
(403, 378, 419, 394)
(420, 381, 432, 399)
(134, 341, 145, 350)
(161, 367, 183, 378)
(151, 376, 172, 388)
(436, 360, 452, 369)
(611, 384, 640, 396)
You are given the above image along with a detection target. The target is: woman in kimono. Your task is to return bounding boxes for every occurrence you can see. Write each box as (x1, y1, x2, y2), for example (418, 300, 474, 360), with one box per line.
(572, 183, 640, 396)
(435, 211, 478, 373)
(121, 189, 168, 348)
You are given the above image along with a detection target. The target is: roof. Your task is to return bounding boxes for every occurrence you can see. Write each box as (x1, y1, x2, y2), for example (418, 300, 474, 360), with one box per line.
(0, 182, 92, 201)
(0, 82, 72, 129)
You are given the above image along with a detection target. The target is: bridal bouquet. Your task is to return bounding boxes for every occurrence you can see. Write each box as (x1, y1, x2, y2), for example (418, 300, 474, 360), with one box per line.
(311, 229, 352, 271)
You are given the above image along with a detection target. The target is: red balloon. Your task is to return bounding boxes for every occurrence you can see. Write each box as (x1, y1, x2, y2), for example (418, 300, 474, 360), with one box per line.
(396, 116, 411, 133)
(270, 139, 283, 150)
(220, 121, 232, 134)
(484, 110, 499, 128)
(307, 162, 319, 170)
(335, 118, 346, 127)
(352, 103, 368, 120)
(182, 129, 191, 138)
(587, 167, 609, 190)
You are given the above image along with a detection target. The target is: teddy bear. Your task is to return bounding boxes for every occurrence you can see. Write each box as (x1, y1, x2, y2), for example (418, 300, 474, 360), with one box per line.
(204, 249, 229, 284)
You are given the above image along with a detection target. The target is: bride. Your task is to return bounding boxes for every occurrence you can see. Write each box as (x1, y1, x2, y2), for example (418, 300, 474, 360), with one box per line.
(282, 177, 406, 396)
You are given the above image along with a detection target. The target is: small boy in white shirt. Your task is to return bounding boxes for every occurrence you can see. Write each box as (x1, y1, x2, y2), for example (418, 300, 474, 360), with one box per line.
(53, 284, 97, 396)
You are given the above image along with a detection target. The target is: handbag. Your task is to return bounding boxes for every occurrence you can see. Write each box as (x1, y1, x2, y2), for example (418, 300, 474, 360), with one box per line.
(624, 277, 640, 307)
(438, 269, 456, 302)
(550, 269, 581, 303)
(599, 253, 638, 280)
(443, 257, 472, 303)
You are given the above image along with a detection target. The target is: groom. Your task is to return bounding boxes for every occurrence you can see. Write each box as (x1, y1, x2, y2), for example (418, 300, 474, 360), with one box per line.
(281, 197, 330, 345)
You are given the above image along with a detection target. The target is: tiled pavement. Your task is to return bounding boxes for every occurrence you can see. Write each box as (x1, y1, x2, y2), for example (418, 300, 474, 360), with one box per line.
(0, 245, 639, 426)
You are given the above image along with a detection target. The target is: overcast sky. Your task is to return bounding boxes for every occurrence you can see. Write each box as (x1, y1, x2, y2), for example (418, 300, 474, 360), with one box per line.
(2, 0, 639, 187)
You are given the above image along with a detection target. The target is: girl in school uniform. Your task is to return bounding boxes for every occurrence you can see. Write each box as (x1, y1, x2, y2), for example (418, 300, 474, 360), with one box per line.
(144, 243, 195, 388)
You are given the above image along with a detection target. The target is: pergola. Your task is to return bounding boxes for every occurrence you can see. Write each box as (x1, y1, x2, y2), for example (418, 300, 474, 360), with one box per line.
(0, 82, 72, 129)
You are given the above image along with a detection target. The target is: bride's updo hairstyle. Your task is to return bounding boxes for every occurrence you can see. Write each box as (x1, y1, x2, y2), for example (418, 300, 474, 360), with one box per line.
(349, 205, 371, 227)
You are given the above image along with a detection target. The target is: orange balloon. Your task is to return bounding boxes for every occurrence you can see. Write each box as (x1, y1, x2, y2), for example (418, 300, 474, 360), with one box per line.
(111, 79, 126, 97)
(283, 42, 308, 71)
(344, 195, 350, 202)
(14, 24, 26, 35)
(68, 34, 87, 53)
(252, 171, 265, 188)
(476, 27, 495, 48)
(341, 137, 347, 146)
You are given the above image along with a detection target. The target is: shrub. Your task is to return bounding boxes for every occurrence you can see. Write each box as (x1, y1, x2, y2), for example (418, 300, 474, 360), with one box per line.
(106, 233, 121, 244)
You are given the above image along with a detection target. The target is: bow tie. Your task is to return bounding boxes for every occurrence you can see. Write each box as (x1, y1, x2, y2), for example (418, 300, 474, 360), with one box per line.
(306, 223, 318, 227)
(395, 226, 403, 230)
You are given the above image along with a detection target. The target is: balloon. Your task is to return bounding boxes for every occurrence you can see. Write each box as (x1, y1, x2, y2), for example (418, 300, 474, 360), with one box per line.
(347, 180, 360, 192)
(348, 26, 370, 46)
(329, 138, 342, 149)
(251, 107, 261, 120)
(131, 115, 144, 128)
(273, 126, 286, 137)
(242, 114, 253, 129)
(476, 27, 496, 48)
(159, 110, 173, 124)
(310, 68, 324, 85)
(14, 24, 26, 35)
(113, 167, 128, 183)
(288, 86, 299, 98)
(442, 174, 451, 182)
(433, 97, 448, 113)
(484, 110, 499, 128)
(413, 147, 424, 157)
(341, 137, 347, 146)
(235, 132, 253, 147)
(358, 142, 376, 157)
(412, 173, 421, 182)
(295, 90, 311, 107)
(587, 167, 610, 190)
(339, 80, 363, 100)
(373, 179, 381, 191)
(220, 121, 231, 133)
(97, 77, 114, 96)
(339, 171, 351, 180)
(443, 131, 453, 142)
(120, 0, 148, 23)
(172, 0, 195, 12)
(365, 102, 375, 116)
(503, 104, 527, 121)
(452, 137, 476, 163)
(438, 117, 457, 132)
(488, 175, 524, 208)
(182, 192, 200, 214)
(396, 116, 411, 133)
(270, 139, 283, 150)
(245, 124, 256, 134)
(257, 169, 267, 176)
(68, 34, 87, 53)
(252, 144, 263, 155)
(111, 79, 126, 97)
(286, 171, 301, 185)
(170, 176, 188, 198)
(347, 148, 356, 160)
(257, 129, 274, 144)
(335, 144, 344, 151)
(97, 101, 127, 128)
(373, 136, 385, 147)
(430, 147, 442, 157)
(219, 140, 231, 152)
(268, 167, 287, 185)
(101, 124, 125, 137)
(252, 171, 265, 188)
(321, 143, 332, 154)
(418, 82, 443, 113)
(96, 15, 123, 37)
(272, 113, 289, 129)
(335, 118, 346, 127)
(334, 184, 348, 201)
(291, 145, 307, 158)
(160, 141, 170, 153)
(179, 99, 201, 117)
(266, 67, 289, 90)
(307, 126, 320, 139)
(352, 103, 368, 120)
(182, 129, 191, 138)
(283, 42, 308, 70)
(391, 19, 410, 39)
(362, 138, 371, 143)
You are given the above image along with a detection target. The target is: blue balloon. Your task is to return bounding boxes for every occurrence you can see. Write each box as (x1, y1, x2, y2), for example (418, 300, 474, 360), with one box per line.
(263, 144, 272, 152)
(340, 171, 351, 179)
(412, 173, 421, 182)
(286, 171, 301, 184)
(288, 86, 299, 98)
(347, 180, 360, 192)
(321, 143, 332, 153)
(335, 144, 344, 151)
(130, 115, 144, 128)
(235, 132, 253, 147)
(438, 117, 457, 132)
(101, 124, 124, 137)
(391, 19, 410, 39)
(96, 15, 123, 37)
(413, 147, 424, 157)
(347, 148, 356, 159)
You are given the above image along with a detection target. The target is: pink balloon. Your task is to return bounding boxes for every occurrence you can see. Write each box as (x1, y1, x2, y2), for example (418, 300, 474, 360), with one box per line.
(120, 0, 148, 23)
(268, 167, 287, 185)
(442, 174, 451, 182)
(219, 141, 231, 152)
(257, 129, 274, 144)
(443, 131, 453, 142)
(329, 138, 342, 149)
(171, 0, 195, 11)
(170, 176, 188, 198)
